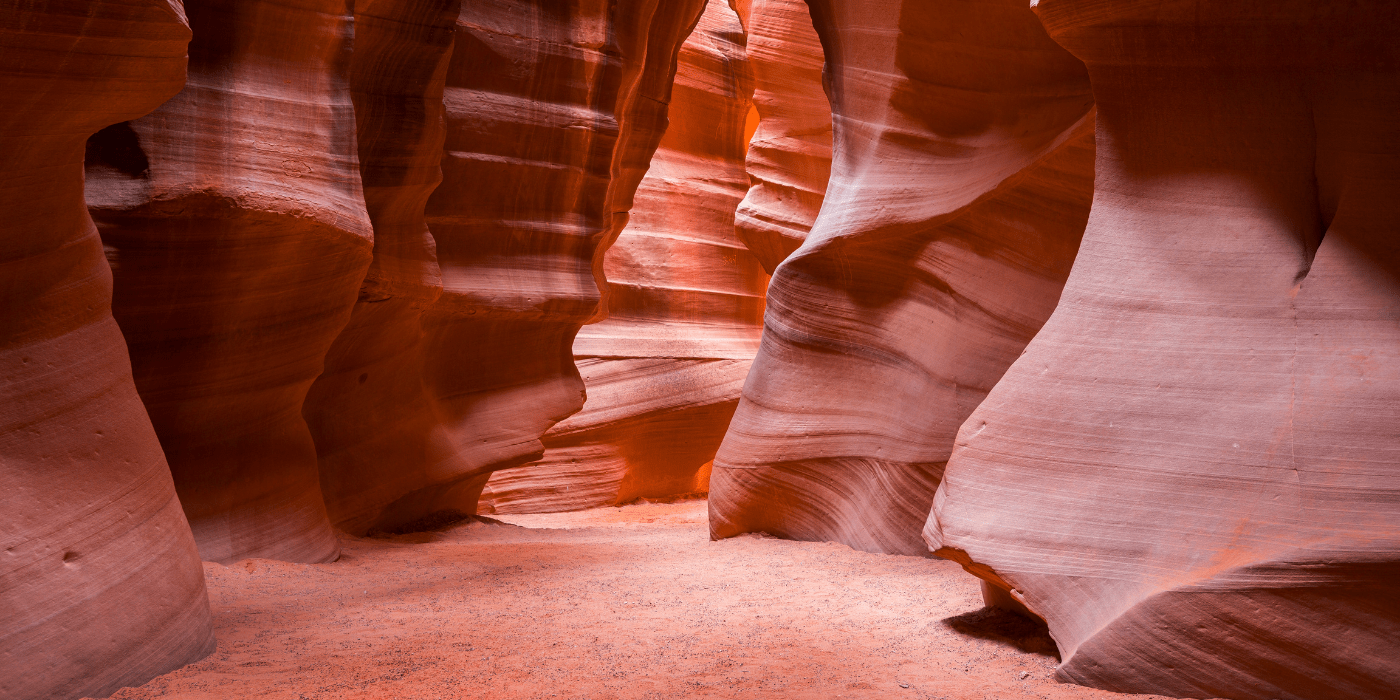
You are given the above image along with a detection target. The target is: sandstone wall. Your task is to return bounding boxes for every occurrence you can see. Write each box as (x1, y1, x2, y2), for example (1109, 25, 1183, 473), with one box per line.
(86, 0, 374, 564)
(926, 2, 1400, 698)
(733, 0, 831, 273)
(709, 0, 1095, 555)
(0, 1, 216, 697)
(76, 0, 711, 550)
(480, 0, 764, 514)
(302, 0, 464, 537)
(418, 0, 710, 517)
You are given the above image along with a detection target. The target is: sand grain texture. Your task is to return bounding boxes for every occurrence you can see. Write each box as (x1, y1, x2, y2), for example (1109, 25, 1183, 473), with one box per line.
(103, 501, 1176, 700)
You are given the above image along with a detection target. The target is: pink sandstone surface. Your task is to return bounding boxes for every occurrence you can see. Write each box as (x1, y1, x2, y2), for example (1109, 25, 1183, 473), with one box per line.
(0, 1, 215, 698)
(732, 0, 831, 273)
(925, 2, 1400, 698)
(85, 0, 374, 564)
(2, 1, 1398, 698)
(479, 0, 767, 515)
(709, 0, 1096, 556)
(95, 500, 1178, 700)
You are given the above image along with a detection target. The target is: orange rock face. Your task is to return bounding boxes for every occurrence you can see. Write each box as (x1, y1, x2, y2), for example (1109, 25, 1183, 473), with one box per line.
(733, 0, 831, 273)
(417, 0, 710, 515)
(709, 0, 1095, 556)
(479, 0, 764, 514)
(0, 1, 216, 697)
(926, 3, 1400, 698)
(301, 0, 463, 537)
(85, 0, 373, 564)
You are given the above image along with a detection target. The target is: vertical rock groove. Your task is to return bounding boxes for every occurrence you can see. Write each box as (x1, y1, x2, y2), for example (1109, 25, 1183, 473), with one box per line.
(417, 0, 710, 513)
(479, 0, 765, 514)
(302, 0, 465, 537)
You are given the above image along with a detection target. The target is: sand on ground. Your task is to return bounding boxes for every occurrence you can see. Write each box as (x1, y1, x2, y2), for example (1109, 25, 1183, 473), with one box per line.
(102, 499, 1179, 700)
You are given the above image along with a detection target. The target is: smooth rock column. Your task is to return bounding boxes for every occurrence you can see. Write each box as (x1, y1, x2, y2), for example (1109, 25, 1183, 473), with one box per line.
(1, 2, 216, 697)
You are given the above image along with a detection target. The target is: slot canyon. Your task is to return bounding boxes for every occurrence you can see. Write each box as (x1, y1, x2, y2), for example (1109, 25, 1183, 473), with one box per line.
(0, 0, 1395, 699)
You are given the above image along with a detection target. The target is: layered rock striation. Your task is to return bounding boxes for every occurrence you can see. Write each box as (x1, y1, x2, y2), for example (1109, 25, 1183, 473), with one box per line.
(926, 2, 1400, 698)
(480, 0, 764, 514)
(709, 0, 1095, 555)
(86, 0, 374, 564)
(417, 0, 710, 515)
(1, 1, 216, 697)
(733, 0, 831, 273)
(302, 0, 464, 537)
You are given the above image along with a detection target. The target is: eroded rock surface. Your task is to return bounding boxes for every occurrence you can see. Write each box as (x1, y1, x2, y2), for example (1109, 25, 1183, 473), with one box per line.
(302, 0, 463, 537)
(86, 0, 373, 564)
(709, 0, 1095, 555)
(926, 3, 1400, 698)
(733, 0, 831, 273)
(480, 0, 764, 514)
(418, 0, 710, 515)
(1, 2, 216, 697)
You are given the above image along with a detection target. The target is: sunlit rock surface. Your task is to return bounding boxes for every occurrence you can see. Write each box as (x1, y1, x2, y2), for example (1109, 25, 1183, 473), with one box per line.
(1, 1, 215, 697)
(926, 2, 1400, 698)
(733, 0, 831, 273)
(710, 0, 1095, 555)
(401, 0, 711, 520)
(480, 0, 766, 514)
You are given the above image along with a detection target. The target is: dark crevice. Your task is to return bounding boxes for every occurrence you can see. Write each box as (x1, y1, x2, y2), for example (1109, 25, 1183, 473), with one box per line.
(85, 122, 150, 178)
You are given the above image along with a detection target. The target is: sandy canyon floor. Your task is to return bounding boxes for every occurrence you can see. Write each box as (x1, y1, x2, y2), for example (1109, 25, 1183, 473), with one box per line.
(105, 500, 1176, 700)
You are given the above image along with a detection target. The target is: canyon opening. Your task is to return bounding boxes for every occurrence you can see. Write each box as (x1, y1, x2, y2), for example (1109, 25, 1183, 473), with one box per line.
(2, 1, 1397, 700)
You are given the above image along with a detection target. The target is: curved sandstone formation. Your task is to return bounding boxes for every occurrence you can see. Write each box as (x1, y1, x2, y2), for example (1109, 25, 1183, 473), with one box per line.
(733, 0, 831, 273)
(709, 0, 1095, 555)
(926, 2, 1400, 698)
(301, 0, 464, 537)
(86, 0, 374, 563)
(417, 0, 709, 515)
(480, 0, 765, 514)
(0, 2, 216, 698)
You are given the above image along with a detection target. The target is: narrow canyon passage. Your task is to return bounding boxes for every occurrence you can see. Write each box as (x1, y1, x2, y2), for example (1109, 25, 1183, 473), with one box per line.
(103, 501, 1170, 700)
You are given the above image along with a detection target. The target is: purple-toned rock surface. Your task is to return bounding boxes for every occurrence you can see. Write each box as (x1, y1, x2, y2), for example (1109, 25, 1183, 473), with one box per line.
(710, 0, 1094, 556)
(926, 2, 1400, 698)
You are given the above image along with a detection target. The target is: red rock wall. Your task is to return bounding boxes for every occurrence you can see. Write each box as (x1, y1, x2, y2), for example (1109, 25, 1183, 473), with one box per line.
(479, 0, 764, 514)
(302, 0, 464, 537)
(74, 0, 711, 548)
(733, 0, 831, 273)
(926, 2, 1400, 698)
(417, 0, 709, 515)
(86, 0, 374, 564)
(709, 0, 1095, 555)
(0, 1, 216, 697)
